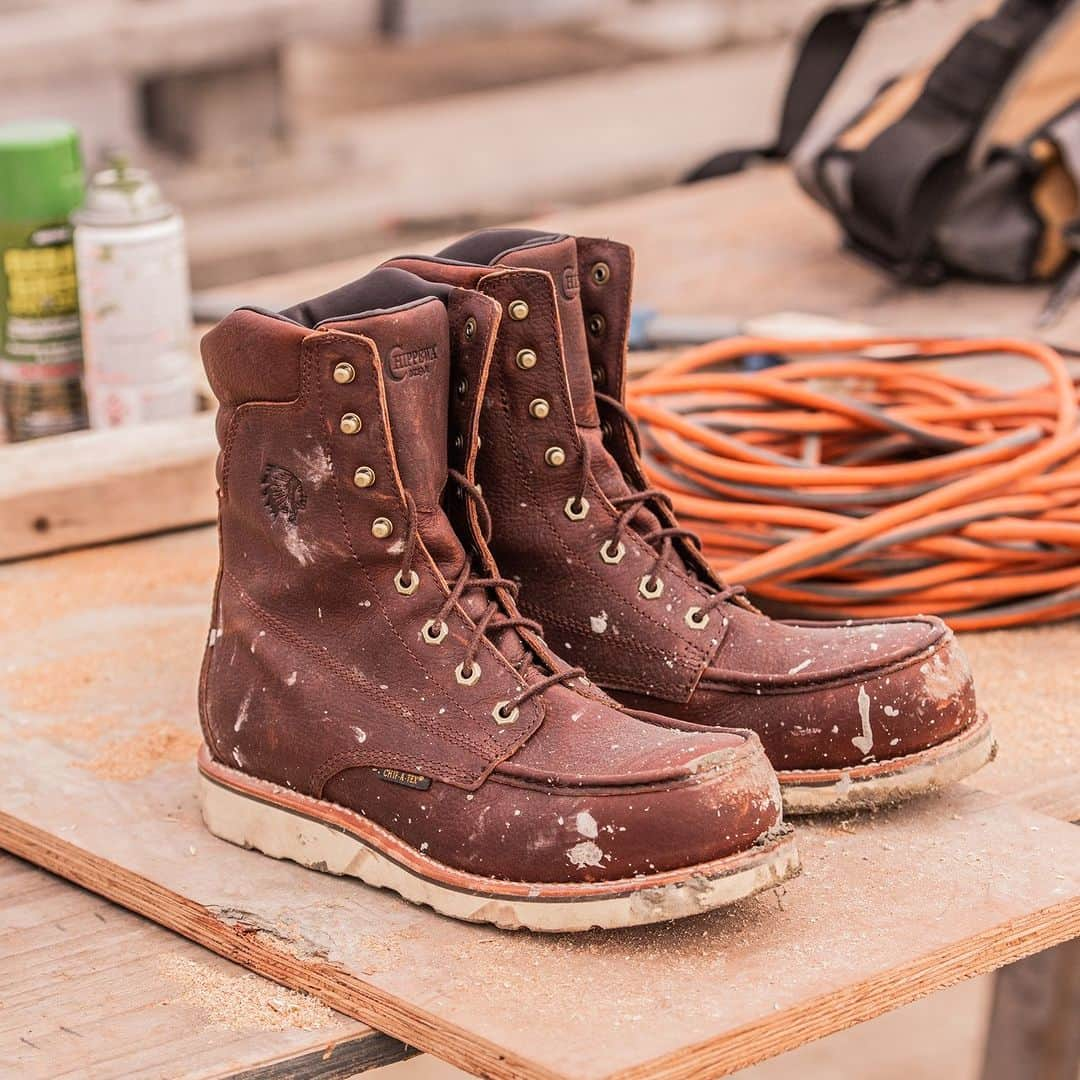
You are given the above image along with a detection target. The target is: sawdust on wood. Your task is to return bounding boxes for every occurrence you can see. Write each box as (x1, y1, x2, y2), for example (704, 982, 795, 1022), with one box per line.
(157, 953, 338, 1031)
(960, 624, 1080, 797)
(77, 723, 202, 781)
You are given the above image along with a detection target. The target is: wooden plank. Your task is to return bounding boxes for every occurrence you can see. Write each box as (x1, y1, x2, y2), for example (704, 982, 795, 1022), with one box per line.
(1, 528, 1078, 1080)
(0, 412, 217, 564)
(206, 166, 1080, 351)
(979, 938, 1080, 1080)
(0, 852, 412, 1080)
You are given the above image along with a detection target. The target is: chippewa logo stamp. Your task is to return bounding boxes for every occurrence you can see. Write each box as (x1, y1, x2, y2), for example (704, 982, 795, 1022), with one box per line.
(387, 342, 438, 380)
(261, 464, 306, 524)
(562, 266, 580, 300)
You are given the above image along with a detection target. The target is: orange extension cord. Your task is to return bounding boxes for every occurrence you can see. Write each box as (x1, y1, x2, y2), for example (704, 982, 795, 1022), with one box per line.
(626, 336, 1080, 631)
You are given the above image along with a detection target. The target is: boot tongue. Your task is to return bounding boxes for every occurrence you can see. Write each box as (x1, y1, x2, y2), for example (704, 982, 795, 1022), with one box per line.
(438, 231, 600, 428)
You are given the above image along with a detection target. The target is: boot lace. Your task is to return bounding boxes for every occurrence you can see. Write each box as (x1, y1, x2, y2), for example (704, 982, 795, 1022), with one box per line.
(397, 481, 585, 716)
(581, 391, 747, 620)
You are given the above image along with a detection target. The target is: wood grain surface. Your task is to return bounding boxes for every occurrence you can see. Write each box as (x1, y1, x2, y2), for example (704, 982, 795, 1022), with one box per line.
(1, 528, 1078, 1080)
(0, 852, 411, 1080)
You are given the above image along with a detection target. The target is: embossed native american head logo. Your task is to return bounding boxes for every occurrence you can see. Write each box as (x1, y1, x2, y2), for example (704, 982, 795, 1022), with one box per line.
(261, 464, 306, 524)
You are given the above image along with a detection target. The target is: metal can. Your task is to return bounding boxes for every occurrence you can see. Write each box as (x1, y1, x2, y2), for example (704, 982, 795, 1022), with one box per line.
(73, 164, 196, 429)
(0, 120, 87, 442)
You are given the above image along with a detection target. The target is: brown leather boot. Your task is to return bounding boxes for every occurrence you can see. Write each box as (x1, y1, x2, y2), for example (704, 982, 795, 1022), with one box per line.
(197, 268, 798, 931)
(385, 229, 995, 814)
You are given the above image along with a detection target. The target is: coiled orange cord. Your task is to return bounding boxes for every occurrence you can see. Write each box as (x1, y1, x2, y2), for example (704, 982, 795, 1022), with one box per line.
(627, 336, 1080, 630)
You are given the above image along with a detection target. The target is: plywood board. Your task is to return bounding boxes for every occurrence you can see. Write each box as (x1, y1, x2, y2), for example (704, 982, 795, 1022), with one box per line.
(0, 855, 410, 1080)
(1, 528, 1078, 1080)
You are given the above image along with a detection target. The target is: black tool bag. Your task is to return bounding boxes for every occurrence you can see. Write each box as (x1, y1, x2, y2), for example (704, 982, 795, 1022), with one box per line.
(688, 0, 1080, 288)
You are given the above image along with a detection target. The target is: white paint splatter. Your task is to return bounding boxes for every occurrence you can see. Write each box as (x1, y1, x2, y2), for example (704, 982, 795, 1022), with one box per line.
(852, 684, 874, 755)
(286, 671, 298, 686)
(567, 841, 604, 869)
(352, 726, 367, 744)
(883, 705, 899, 717)
(589, 611, 609, 634)
(575, 811, 598, 839)
(282, 523, 315, 567)
(787, 658, 812, 675)
(295, 445, 333, 490)
(233, 691, 252, 733)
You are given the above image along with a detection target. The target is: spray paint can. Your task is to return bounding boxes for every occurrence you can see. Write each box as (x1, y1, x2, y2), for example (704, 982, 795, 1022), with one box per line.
(0, 120, 87, 442)
(73, 164, 196, 428)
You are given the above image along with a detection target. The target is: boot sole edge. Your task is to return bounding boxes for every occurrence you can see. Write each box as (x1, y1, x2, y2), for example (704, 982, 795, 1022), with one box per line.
(778, 711, 996, 815)
(197, 747, 800, 932)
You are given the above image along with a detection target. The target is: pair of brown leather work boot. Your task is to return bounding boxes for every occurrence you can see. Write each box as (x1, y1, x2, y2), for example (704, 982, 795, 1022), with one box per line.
(197, 229, 993, 932)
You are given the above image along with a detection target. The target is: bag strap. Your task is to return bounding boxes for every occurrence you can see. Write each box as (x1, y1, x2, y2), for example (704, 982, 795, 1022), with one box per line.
(846, 0, 1069, 280)
(684, 0, 905, 183)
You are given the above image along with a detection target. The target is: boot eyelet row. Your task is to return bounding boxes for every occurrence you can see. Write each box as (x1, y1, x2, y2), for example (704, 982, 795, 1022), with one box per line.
(492, 700, 519, 725)
(455, 661, 482, 686)
(639, 574, 664, 600)
(340, 412, 362, 435)
(394, 570, 419, 596)
(422, 619, 448, 645)
(685, 606, 710, 630)
(564, 495, 589, 521)
(600, 539, 625, 565)
(529, 398, 549, 419)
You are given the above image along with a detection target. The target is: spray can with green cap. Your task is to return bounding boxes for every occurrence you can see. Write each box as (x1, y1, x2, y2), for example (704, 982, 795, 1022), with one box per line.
(0, 120, 87, 442)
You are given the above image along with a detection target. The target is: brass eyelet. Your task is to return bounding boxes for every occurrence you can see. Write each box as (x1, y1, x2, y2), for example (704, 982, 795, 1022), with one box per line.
(601, 420, 613, 440)
(639, 574, 664, 600)
(685, 606, 709, 629)
(564, 495, 589, 521)
(333, 362, 356, 384)
(372, 517, 393, 539)
(591, 261, 611, 285)
(600, 539, 625, 565)
(515, 348, 538, 370)
(339, 412, 362, 435)
(421, 619, 448, 645)
(492, 700, 519, 725)
(464, 316, 477, 340)
(453, 433, 464, 451)
(456, 376, 469, 397)
(394, 570, 419, 596)
(353, 466, 375, 488)
(455, 661, 481, 686)
(544, 446, 566, 467)
(591, 365, 606, 386)
(587, 313, 606, 337)
(508, 300, 529, 321)
(529, 398, 550, 419)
